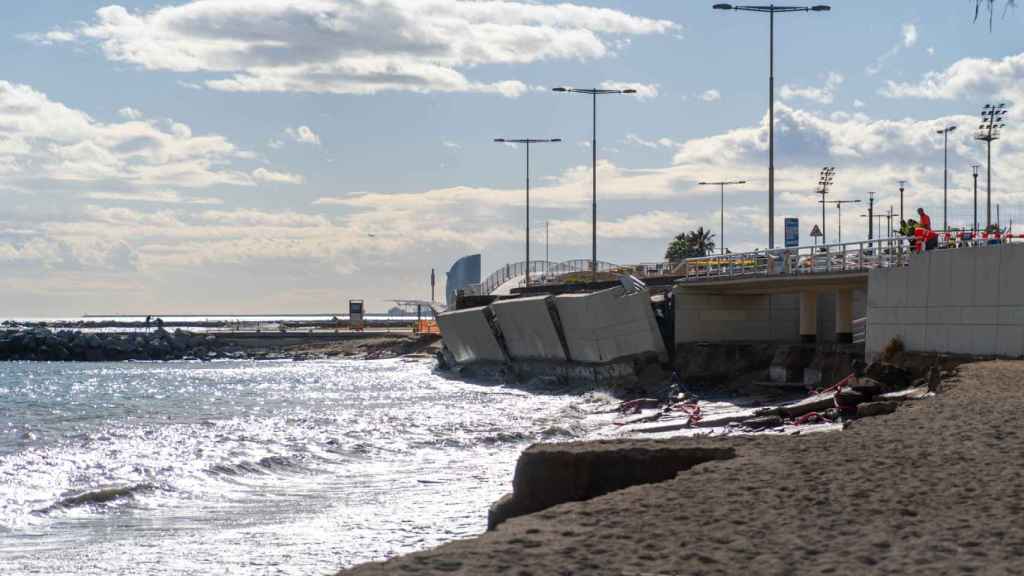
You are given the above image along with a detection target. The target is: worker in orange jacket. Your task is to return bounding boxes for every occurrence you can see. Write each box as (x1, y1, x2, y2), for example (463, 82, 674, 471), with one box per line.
(916, 207, 938, 250)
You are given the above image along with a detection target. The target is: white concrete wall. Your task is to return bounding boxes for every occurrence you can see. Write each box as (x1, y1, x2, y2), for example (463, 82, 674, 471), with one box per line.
(436, 306, 507, 364)
(554, 286, 667, 364)
(867, 244, 1024, 358)
(490, 296, 567, 361)
(674, 290, 801, 343)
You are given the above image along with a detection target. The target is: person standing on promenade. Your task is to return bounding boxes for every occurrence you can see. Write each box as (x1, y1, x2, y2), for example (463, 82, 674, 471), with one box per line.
(917, 207, 938, 251)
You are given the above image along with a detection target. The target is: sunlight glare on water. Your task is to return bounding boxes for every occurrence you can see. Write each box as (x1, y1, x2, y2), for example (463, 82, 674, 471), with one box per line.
(0, 358, 596, 575)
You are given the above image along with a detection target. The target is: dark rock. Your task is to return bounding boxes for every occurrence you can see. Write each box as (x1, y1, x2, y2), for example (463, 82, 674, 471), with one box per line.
(780, 392, 837, 418)
(850, 377, 883, 399)
(864, 362, 912, 391)
(927, 365, 942, 393)
(489, 440, 735, 530)
(857, 401, 899, 418)
(741, 415, 784, 430)
(851, 359, 867, 377)
(835, 388, 867, 409)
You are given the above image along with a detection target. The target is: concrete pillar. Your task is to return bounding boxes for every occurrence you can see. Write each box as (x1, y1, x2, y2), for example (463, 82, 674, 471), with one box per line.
(835, 289, 853, 344)
(799, 291, 818, 344)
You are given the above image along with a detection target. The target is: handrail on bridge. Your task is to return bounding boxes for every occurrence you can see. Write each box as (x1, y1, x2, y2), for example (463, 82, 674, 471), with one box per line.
(675, 232, 1022, 282)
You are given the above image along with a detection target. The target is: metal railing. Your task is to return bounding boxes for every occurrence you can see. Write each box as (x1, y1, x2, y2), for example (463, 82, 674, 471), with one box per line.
(479, 259, 619, 294)
(479, 232, 1021, 293)
(676, 233, 1022, 282)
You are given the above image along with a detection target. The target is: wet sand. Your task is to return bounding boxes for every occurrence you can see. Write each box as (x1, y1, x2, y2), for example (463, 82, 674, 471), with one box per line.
(340, 360, 1024, 575)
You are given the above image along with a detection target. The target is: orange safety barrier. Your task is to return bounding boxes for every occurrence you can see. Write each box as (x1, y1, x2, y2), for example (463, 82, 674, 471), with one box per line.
(415, 320, 441, 335)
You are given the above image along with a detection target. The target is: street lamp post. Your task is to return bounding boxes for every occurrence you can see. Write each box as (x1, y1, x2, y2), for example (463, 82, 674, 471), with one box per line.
(972, 164, 981, 234)
(975, 103, 1007, 230)
(698, 180, 747, 254)
(897, 180, 907, 225)
(552, 86, 637, 282)
(936, 124, 957, 232)
(713, 3, 831, 249)
(494, 138, 562, 287)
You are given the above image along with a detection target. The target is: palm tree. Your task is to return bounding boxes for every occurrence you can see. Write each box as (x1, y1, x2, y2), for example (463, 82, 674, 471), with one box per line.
(975, 0, 1016, 30)
(665, 227, 716, 261)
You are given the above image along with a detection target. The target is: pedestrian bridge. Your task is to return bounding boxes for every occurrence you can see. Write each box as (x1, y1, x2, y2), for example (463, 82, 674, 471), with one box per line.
(674, 235, 1022, 344)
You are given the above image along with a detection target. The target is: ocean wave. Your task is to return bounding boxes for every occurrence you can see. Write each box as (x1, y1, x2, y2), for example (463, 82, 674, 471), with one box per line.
(32, 483, 156, 515)
(205, 455, 310, 478)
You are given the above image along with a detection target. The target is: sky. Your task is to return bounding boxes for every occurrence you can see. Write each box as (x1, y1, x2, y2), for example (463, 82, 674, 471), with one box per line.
(1, 0, 1022, 316)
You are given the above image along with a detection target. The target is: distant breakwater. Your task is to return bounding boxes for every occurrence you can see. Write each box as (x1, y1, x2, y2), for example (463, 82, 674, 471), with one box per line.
(0, 327, 236, 362)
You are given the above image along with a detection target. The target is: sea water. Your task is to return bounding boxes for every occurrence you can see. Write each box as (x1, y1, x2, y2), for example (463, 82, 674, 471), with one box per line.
(0, 359, 599, 575)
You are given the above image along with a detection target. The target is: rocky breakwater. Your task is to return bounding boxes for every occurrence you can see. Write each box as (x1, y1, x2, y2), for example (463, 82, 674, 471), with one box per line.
(0, 327, 236, 362)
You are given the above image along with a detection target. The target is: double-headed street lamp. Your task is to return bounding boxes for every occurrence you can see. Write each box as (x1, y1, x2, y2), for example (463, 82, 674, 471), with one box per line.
(975, 103, 1007, 229)
(713, 3, 831, 249)
(698, 180, 747, 254)
(553, 86, 636, 281)
(818, 198, 860, 243)
(494, 138, 562, 287)
(936, 124, 957, 231)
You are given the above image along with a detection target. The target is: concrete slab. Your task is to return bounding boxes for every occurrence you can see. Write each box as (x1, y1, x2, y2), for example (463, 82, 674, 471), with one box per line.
(436, 306, 506, 364)
(967, 325, 999, 356)
(972, 246, 1002, 307)
(949, 249, 976, 306)
(926, 250, 955, 308)
(996, 325, 1024, 358)
(555, 286, 667, 365)
(490, 296, 567, 361)
(998, 244, 1024, 306)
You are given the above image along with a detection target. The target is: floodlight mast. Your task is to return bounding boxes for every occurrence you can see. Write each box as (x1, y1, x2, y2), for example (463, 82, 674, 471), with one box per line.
(493, 138, 562, 287)
(975, 103, 1008, 230)
(552, 86, 637, 281)
(713, 3, 831, 249)
(815, 166, 835, 244)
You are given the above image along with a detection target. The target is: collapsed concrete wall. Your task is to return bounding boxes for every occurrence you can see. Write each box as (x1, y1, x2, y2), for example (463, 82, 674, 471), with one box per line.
(490, 295, 568, 361)
(435, 306, 507, 364)
(867, 244, 1024, 358)
(674, 290, 800, 343)
(554, 287, 667, 364)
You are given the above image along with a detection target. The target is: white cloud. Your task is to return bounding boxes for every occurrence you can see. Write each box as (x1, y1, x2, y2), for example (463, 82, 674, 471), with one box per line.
(902, 24, 918, 48)
(0, 80, 286, 189)
(19, 29, 76, 46)
(285, 126, 321, 146)
(268, 139, 285, 150)
(853, 99, 866, 108)
(881, 51, 1024, 103)
(443, 140, 461, 150)
(252, 167, 304, 184)
(117, 107, 143, 120)
(624, 134, 676, 149)
(57, 1, 677, 97)
(84, 190, 223, 205)
(867, 23, 919, 76)
(700, 89, 721, 102)
(781, 72, 843, 105)
(598, 81, 659, 100)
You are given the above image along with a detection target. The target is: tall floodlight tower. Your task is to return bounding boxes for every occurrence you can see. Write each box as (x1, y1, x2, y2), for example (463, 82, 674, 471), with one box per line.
(975, 103, 1007, 230)
(815, 167, 835, 244)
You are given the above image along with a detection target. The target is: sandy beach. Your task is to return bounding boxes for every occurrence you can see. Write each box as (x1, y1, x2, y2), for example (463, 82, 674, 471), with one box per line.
(341, 360, 1024, 575)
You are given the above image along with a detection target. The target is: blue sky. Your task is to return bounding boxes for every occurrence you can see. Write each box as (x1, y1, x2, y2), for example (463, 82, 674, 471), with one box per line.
(1, 0, 1022, 316)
